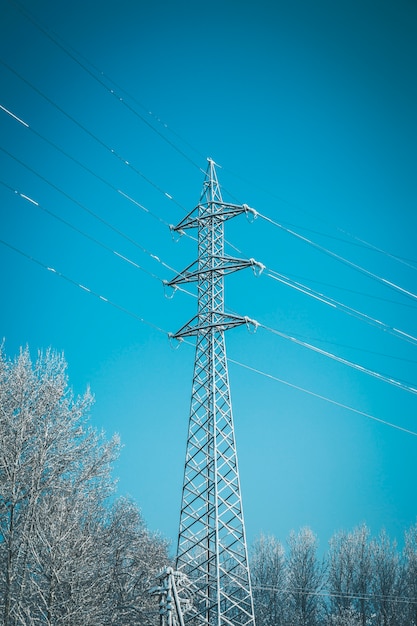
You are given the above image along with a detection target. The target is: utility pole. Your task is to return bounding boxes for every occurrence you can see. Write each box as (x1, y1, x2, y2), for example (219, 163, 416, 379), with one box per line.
(167, 158, 261, 626)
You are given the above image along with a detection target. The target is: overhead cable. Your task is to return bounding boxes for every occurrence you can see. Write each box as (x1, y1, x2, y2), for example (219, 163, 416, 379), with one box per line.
(334, 226, 417, 271)
(228, 358, 417, 437)
(0, 59, 189, 213)
(266, 269, 417, 347)
(0, 101, 198, 246)
(0, 179, 159, 281)
(258, 323, 417, 396)
(259, 328, 417, 366)
(276, 219, 417, 270)
(8, 0, 204, 172)
(0, 179, 196, 300)
(2, 237, 415, 438)
(0, 146, 177, 275)
(280, 272, 417, 311)
(221, 166, 417, 269)
(0, 101, 173, 230)
(6, 3, 414, 275)
(252, 583, 417, 604)
(2, 64, 411, 299)
(0, 238, 168, 335)
(257, 211, 417, 302)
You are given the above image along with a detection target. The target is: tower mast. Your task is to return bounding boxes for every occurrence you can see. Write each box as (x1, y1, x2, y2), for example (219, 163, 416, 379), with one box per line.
(167, 159, 260, 626)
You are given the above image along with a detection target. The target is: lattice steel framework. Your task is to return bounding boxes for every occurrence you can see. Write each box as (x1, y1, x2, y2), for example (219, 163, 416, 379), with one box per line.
(167, 159, 259, 626)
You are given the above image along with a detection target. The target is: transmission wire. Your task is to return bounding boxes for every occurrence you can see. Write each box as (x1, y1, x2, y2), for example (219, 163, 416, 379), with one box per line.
(2, 60, 412, 307)
(5, 171, 414, 368)
(1, 237, 415, 437)
(6, 0, 414, 275)
(257, 323, 417, 396)
(265, 269, 417, 347)
(0, 145, 178, 275)
(0, 59, 189, 214)
(252, 583, 417, 605)
(4, 100, 412, 349)
(13, 136, 406, 397)
(228, 358, 417, 437)
(7, 0, 204, 173)
(0, 179, 196, 300)
(0, 101, 198, 247)
(0, 238, 168, 335)
(2, 58, 416, 402)
(257, 211, 417, 302)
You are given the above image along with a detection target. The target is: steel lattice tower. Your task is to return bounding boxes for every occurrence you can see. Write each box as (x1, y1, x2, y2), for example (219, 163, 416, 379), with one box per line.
(167, 159, 259, 626)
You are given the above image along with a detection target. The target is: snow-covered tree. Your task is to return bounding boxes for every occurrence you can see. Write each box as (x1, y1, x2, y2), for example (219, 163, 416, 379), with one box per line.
(327, 607, 363, 626)
(103, 496, 169, 626)
(286, 527, 326, 626)
(403, 522, 417, 626)
(251, 533, 286, 626)
(370, 529, 405, 626)
(328, 525, 373, 626)
(0, 346, 168, 626)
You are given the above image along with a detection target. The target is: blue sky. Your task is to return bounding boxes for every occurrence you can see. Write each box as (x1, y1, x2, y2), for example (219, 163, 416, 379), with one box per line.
(1, 0, 417, 554)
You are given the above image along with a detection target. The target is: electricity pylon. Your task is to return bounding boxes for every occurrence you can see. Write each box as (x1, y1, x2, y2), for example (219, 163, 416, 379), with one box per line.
(167, 158, 261, 626)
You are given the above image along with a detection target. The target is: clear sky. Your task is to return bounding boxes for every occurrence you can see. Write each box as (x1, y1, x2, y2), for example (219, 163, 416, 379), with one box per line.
(1, 0, 417, 555)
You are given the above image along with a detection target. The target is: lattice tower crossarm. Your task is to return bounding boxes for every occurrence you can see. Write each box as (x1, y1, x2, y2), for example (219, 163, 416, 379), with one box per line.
(168, 159, 260, 626)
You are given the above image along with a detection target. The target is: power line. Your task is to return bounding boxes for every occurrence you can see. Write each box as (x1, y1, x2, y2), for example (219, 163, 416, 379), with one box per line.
(261, 218, 417, 270)
(4, 176, 413, 370)
(4, 136, 415, 391)
(257, 211, 417, 302)
(258, 322, 417, 396)
(2, 44, 415, 430)
(279, 331, 417, 367)
(0, 145, 178, 275)
(0, 238, 168, 335)
(7, 0, 204, 173)
(252, 584, 417, 605)
(0, 59, 189, 214)
(0, 179, 196, 300)
(16, 149, 414, 394)
(228, 358, 417, 437)
(221, 165, 417, 270)
(5, 172, 413, 366)
(281, 271, 417, 311)
(265, 269, 417, 347)
(3, 99, 414, 354)
(2, 238, 415, 438)
(334, 226, 417, 271)
(0, 102, 173, 231)
(0, 101, 198, 247)
(6, 1, 414, 280)
(2, 63, 413, 308)
(0, 179, 161, 282)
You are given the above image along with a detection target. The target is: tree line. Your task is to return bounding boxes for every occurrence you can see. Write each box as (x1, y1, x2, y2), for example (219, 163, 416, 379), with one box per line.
(1, 346, 416, 626)
(250, 522, 417, 626)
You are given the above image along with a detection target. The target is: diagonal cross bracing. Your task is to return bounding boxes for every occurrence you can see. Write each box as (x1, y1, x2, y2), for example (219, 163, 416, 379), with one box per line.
(168, 159, 257, 626)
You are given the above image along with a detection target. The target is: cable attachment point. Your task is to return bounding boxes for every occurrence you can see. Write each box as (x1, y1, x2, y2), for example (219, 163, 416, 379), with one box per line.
(243, 204, 258, 223)
(250, 259, 265, 277)
(244, 317, 259, 333)
(169, 224, 185, 242)
(168, 333, 183, 350)
(163, 280, 177, 299)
